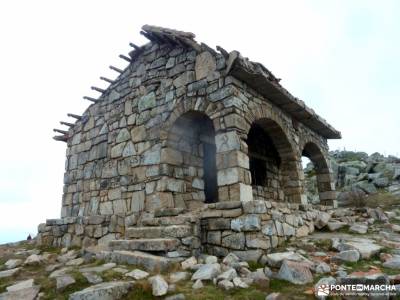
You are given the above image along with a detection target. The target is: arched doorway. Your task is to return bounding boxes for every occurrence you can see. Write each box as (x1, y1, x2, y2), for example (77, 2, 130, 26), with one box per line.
(167, 111, 218, 205)
(301, 142, 335, 205)
(246, 119, 301, 202)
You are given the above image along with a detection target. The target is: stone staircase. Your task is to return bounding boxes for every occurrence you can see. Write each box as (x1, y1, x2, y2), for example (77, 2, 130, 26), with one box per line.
(104, 211, 199, 271)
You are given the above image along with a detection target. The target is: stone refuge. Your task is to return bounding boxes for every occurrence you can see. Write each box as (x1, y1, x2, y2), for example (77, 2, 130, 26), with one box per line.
(37, 25, 341, 268)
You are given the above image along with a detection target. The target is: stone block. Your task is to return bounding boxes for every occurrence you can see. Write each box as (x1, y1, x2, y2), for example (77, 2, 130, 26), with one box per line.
(146, 193, 174, 211)
(222, 232, 245, 250)
(195, 51, 216, 80)
(215, 132, 241, 153)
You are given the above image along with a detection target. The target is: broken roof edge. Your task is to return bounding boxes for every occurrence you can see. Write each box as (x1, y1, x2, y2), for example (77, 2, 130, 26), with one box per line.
(141, 25, 341, 140)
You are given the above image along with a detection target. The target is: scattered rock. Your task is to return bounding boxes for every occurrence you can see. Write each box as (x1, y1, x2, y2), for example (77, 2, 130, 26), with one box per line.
(79, 263, 116, 273)
(233, 277, 249, 288)
(69, 281, 133, 300)
(170, 272, 189, 283)
(66, 258, 85, 266)
(218, 279, 234, 290)
(125, 269, 149, 280)
(192, 279, 203, 289)
(332, 250, 360, 262)
(149, 275, 169, 297)
(0, 268, 20, 279)
(24, 254, 43, 265)
(0, 286, 40, 300)
(82, 272, 103, 284)
(315, 212, 331, 229)
(4, 259, 22, 270)
(6, 279, 35, 292)
(181, 256, 197, 270)
(278, 260, 313, 285)
(265, 292, 285, 300)
(315, 262, 331, 274)
(266, 251, 309, 268)
(56, 275, 76, 290)
(165, 294, 186, 300)
(217, 268, 237, 281)
(383, 258, 400, 269)
(349, 224, 368, 234)
(191, 263, 221, 281)
(327, 221, 347, 231)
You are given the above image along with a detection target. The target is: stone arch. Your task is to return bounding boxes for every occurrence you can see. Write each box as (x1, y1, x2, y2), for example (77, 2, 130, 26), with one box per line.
(245, 116, 302, 203)
(161, 109, 219, 209)
(301, 141, 336, 206)
(161, 96, 219, 141)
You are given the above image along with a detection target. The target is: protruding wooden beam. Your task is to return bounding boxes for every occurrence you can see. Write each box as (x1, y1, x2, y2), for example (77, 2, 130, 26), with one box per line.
(67, 113, 82, 120)
(60, 121, 74, 127)
(100, 76, 114, 84)
(53, 128, 68, 134)
(53, 135, 68, 142)
(129, 42, 140, 50)
(83, 96, 99, 103)
(119, 54, 131, 63)
(109, 65, 123, 73)
(91, 86, 105, 93)
(140, 30, 157, 42)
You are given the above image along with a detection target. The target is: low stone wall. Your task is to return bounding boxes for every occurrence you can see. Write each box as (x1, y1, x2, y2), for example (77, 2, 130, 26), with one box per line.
(37, 215, 126, 248)
(199, 200, 332, 261)
(38, 200, 334, 262)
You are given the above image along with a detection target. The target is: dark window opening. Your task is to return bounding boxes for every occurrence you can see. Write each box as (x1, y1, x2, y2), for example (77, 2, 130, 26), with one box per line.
(247, 123, 281, 186)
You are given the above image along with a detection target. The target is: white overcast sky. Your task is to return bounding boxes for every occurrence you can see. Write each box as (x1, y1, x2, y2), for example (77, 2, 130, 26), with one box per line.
(0, 0, 399, 243)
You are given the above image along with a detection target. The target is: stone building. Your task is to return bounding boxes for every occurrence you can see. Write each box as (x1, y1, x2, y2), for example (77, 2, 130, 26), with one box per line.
(38, 25, 341, 264)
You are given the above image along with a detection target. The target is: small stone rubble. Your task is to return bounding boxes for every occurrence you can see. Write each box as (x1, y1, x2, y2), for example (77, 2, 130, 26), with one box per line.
(3, 205, 400, 299)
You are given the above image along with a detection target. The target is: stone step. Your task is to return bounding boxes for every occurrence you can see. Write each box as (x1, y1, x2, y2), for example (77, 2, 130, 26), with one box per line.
(109, 250, 175, 272)
(125, 225, 192, 239)
(109, 238, 180, 252)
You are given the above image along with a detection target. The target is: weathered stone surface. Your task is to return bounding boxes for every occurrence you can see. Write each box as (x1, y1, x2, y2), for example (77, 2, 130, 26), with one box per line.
(110, 250, 173, 272)
(6, 279, 34, 292)
(191, 263, 221, 281)
(327, 221, 347, 231)
(109, 238, 179, 252)
(82, 272, 103, 284)
(231, 215, 261, 232)
(69, 281, 133, 300)
(79, 263, 116, 273)
(0, 286, 40, 300)
(315, 212, 331, 229)
(4, 259, 22, 270)
(195, 51, 216, 80)
(349, 223, 368, 234)
(170, 272, 190, 283)
(192, 279, 204, 289)
(337, 238, 382, 259)
(278, 260, 313, 285)
(332, 250, 360, 262)
(383, 258, 400, 269)
(218, 279, 234, 290)
(149, 275, 168, 296)
(24, 254, 43, 265)
(0, 268, 20, 279)
(57, 275, 76, 290)
(266, 252, 307, 268)
(125, 269, 149, 280)
(181, 257, 197, 270)
(222, 233, 245, 250)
